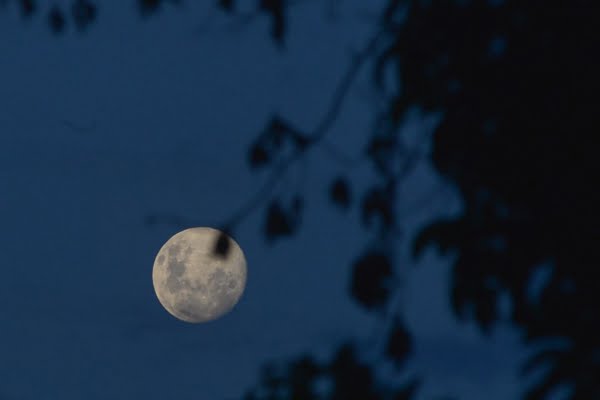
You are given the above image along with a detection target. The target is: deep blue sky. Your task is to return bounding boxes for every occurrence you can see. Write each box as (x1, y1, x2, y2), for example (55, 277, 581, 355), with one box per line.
(1, 2, 524, 399)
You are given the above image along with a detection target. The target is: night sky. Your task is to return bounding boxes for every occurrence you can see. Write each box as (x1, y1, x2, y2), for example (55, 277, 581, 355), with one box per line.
(1, 2, 523, 399)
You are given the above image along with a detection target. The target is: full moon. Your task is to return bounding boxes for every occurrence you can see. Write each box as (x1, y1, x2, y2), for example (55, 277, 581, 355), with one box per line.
(152, 227, 247, 323)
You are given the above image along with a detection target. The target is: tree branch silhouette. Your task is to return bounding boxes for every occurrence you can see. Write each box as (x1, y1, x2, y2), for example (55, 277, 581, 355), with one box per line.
(224, 28, 386, 229)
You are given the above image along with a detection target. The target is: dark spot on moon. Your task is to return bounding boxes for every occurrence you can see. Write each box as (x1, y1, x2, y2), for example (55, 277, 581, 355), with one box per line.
(157, 255, 165, 265)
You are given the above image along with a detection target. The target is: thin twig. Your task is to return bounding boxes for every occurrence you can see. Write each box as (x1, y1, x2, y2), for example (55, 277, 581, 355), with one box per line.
(224, 28, 386, 228)
(312, 29, 386, 141)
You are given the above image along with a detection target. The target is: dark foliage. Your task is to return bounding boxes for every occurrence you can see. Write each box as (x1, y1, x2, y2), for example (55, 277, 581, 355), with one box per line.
(361, 185, 394, 232)
(245, 344, 393, 400)
(259, 0, 285, 46)
(248, 115, 310, 169)
(19, 0, 34, 18)
(246, 0, 600, 398)
(71, 0, 96, 31)
(384, 0, 600, 397)
(3, 0, 97, 33)
(138, 0, 161, 16)
(137, 0, 182, 17)
(385, 318, 412, 367)
(350, 251, 393, 311)
(264, 197, 302, 242)
(393, 379, 420, 400)
(328, 344, 381, 400)
(218, 0, 234, 13)
(329, 177, 352, 210)
(48, 6, 66, 34)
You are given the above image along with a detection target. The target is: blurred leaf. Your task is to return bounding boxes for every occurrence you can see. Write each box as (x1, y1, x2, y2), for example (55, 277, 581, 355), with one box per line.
(138, 0, 160, 16)
(218, 0, 234, 12)
(350, 250, 393, 310)
(473, 286, 497, 334)
(523, 367, 565, 400)
(265, 201, 291, 240)
(266, 116, 287, 147)
(248, 115, 309, 169)
(449, 252, 500, 334)
(259, 0, 285, 45)
(48, 6, 66, 33)
(450, 278, 469, 321)
(264, 197, 302, 242)
(247, 346, 389, 400)
(329, 343, 380, 400)
(213, 230, 231, 258)
(330, 176, 352, 210)
(394, 378, 420, 400)
(248, 142, 270, 168)
(366, 135, 396, 174)
(291, 194, 303, 214)
(289, 130, 310, 151)
(288, 356, 321, 399)
(20, 0, 35, 18)
(361, 186, 394, 230)
(386, 318, 412, 367)
(521, 348, 564, 375)
(413, 219, 462, 258)
(373, 45, 394, 90)
(71, 0, 96, 31)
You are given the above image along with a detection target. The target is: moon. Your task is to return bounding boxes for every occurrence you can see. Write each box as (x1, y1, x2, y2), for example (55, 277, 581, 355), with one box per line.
(152, 227, 247, 323)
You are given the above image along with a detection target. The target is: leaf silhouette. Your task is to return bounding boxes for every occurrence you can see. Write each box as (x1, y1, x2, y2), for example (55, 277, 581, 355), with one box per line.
(394, 379, 420, 400)
(131, 0, 182, 18)
(259, 0, 285, 45)
(218, 0, 234, 13)
(366, 135, 396, 175)
(386, 318, 412, 367)
(248, 142, 270, 169)
(138, 0, 160, 16)
(330, 176, 352, 210)
(350, 251, 393, 310)
(71, 0, 96, 31)
(20, 0, 35, 18)
(328, 343, 380, 400)
(361, 186, 394, 230)
(248, 115, 308, 169)
(264, 197, 302, 242)
(412, 219, 463, 258)
(48, 6, 66, 34)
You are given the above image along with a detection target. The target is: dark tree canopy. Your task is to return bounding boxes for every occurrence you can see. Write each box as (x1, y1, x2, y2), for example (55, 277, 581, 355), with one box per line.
(243, 1, 600, 398)
(5, 0, 599, 398)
